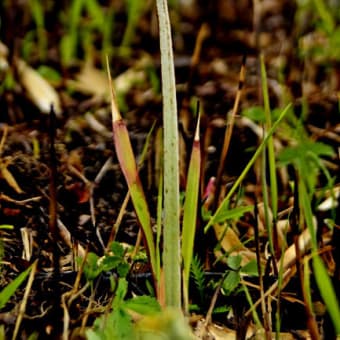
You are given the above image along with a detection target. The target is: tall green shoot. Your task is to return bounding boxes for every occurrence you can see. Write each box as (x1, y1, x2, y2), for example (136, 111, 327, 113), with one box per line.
(298, 173, 340, 334)
(260, 54, 278, 255)
(121, 0, 146, 49)
(182, 116, 201, 313)
(156, 0, 181, 309)
(29, 0, 47, 61)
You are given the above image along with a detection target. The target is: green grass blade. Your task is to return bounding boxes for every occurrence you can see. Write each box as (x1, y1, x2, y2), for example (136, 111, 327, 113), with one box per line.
(298, 168, 340, 334)
(260, 54, 278, 222)
(29, 0, 47, 60)
(156, 0, 181, 309)
(313, 0, 335, 34)
(106, 59, 157, 280)
(60, 0, 83, 65)
(204, 103, 291, 233)
(0, 263, 33, 309)
(312, 255, 340, 334)
(182, 116, 200, 313)
(122, 0, 146, 48)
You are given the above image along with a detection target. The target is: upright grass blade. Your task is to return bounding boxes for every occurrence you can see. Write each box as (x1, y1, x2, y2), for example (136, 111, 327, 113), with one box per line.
(204, 103, 291, 233)
(106, 58, 157, 282)
(312, 255, 340, 334)
(156, 0, 181, 309)
(60, 0, 83, 65)
(121, 0, 146, 48)
(298, 175, 340, 334)
(29, 0, 47, 61)
(182, 116, 201, 313)
(260, 54, 278, 256)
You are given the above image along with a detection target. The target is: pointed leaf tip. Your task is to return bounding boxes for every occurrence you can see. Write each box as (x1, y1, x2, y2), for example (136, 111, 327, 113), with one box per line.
(194, 114, 200, 142)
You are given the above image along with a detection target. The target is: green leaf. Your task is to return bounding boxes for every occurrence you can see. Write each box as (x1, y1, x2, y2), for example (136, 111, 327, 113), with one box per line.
(101, 256, 122, 272)
(278, 141, 334, 166)
(313, 0, 335, 34)
(113, 278, 128, 308)
(37, 66, 61, 83)
(241, 260, 259, 276)
(213, 205, 253, 225)
(182, 116, 201, 312)
(83, 252, 102, 281)
(227, 255, 242, 270)
(222, 271, 240, 296)
(313, 255, 340, 334)
(242, 106, 265, 123)
(110, 241, 125, 258)
(212, 305, 231, 314)
(85, 330, 102, 340)
(59, 34, 76, 66)
(0, 264, 32, 309)
(111, 308, 134, 339)
(309, 141, 334, 156)
(84, 0, 105, 28)
(124, 296, 161, 315)
(201, 206, 212, 221)
(117, 263, 130, 278)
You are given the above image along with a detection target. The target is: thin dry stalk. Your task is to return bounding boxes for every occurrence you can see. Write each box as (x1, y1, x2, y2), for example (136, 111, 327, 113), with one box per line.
(214, 56, 246, 208)
(107, 191, 130, 247)
(62, 248, 89, 340)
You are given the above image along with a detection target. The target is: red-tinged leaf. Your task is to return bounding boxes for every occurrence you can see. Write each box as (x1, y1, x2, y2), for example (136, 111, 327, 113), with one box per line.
(106, 58, 157, 280)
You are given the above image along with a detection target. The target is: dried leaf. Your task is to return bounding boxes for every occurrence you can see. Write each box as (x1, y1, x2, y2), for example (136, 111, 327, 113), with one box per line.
(17, 60, 62, 116)
(68, 58, 148, 100)
(0, 165, 23, 194)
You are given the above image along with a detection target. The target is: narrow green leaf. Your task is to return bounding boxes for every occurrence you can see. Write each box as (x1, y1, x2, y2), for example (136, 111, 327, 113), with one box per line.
(0, 263, 33, 309)
(204, 103, 291, 233)
(260, 59, 276, 212)
(182, 116, 200, 312)
(313, 0, 335, 34)
(212, 205, 253, 225)
(312, 255, 340, 334)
